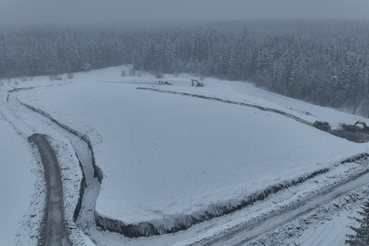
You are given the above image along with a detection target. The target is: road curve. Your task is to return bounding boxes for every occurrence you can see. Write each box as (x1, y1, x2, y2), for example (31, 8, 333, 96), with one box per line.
(28, 134, 71, 246)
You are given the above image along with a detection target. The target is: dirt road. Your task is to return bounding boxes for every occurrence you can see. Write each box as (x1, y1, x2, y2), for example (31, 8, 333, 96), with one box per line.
(28, 134, 71, 246)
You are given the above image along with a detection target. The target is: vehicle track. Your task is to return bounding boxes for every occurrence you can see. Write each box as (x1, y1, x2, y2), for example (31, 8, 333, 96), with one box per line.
(28, 134, 71, 246)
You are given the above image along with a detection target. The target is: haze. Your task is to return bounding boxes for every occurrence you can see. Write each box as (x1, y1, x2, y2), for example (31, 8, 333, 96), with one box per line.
(1, 0, 369, 25)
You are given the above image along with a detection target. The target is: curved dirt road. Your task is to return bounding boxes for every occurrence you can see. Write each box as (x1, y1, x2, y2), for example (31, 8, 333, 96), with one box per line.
(28, 134, 71, 246)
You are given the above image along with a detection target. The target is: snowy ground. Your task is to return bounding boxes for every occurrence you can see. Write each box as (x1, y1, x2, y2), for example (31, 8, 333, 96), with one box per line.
(0, 114, 38, 246)
(16, 67, 369, 226)
(241, 183, 369, 246)
(0, 81, 88, 245)
(1, 66, 369, 245)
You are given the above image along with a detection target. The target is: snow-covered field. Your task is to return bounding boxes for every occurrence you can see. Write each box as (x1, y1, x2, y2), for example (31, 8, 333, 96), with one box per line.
(0, 115, 38, 246)
(16, 67, 369, 225)
(1, 66, 369, 245)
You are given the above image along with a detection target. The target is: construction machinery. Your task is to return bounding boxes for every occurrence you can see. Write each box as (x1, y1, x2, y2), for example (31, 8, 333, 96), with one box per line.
(354, 121, 368, 130)
(191, 79, 204, 87)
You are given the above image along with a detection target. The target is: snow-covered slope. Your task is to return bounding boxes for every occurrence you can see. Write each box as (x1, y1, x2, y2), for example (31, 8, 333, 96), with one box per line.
(15, 67, 368, 233)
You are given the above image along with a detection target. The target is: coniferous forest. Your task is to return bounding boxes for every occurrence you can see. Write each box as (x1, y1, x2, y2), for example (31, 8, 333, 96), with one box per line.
(1, 19, 369, 116)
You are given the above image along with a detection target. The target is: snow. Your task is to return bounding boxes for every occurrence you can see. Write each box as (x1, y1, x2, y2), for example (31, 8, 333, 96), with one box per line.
(2, 66, 369, 245)
(242, 184, 369, 246)
(0, 81, 87, 245)
(0, 108, 37, 246)
(15, 67, 368, 227)
(48, 137, 86, 246)
(297, 212, 358, 246)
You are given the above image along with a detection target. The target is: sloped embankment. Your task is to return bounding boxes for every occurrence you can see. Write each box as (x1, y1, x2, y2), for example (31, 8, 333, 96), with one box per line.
(95, 167, 331, 237)
(20, 102, 103, 183)
(95, 155, 368, 238)
(18, 101, 102, 227)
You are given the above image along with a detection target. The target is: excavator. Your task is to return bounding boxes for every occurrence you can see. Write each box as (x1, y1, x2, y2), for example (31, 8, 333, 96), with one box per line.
(354, 121, 369, 130)
(191, 79, 204, 87)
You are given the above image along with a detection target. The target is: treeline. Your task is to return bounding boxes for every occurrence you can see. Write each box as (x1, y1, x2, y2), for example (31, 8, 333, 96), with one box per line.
(1, 20, 369, 116)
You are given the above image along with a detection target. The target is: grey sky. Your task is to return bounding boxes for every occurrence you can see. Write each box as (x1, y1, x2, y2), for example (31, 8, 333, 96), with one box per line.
(1, 0, 369, 25)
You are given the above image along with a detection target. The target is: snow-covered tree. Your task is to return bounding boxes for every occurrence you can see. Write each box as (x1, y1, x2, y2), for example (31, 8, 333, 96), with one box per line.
(346, 201, 369, 245)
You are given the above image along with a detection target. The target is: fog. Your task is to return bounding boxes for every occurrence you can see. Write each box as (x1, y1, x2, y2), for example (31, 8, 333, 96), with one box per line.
(1, 0, 369, 25)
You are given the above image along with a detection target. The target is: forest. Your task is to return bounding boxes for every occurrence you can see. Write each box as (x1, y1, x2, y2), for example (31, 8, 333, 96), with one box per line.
(1, 19, 369, 116)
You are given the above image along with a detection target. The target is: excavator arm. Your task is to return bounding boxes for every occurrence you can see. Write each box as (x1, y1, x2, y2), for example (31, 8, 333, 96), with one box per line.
(354, 121, 367, 128)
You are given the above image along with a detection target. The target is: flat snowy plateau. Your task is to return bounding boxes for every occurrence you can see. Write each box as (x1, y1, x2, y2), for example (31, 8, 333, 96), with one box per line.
(1, 66, 369, 245)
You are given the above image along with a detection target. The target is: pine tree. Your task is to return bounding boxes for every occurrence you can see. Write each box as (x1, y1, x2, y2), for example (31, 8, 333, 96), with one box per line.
(227, 55, 240, 80)
(345, 201, 369, 245)
(143, 39, 156, 71)
(0, 34, 15, 78)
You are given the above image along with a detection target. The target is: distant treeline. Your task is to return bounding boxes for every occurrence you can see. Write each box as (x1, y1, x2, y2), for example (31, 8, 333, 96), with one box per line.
(1, 20, 369, 116)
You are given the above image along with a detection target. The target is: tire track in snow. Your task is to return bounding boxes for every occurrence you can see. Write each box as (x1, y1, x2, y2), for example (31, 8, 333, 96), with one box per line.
(28, 134, 71, 246)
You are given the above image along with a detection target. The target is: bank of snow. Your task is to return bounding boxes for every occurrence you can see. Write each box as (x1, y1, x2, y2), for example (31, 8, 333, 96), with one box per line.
(16, 67, 369, 234)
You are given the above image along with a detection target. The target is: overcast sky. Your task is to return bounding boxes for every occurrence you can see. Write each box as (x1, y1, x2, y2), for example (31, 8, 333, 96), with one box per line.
(1, 0, 369, 25)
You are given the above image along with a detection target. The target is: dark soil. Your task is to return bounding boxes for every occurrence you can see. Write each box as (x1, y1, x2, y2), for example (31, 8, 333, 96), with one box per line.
(325, 124, 369, 143)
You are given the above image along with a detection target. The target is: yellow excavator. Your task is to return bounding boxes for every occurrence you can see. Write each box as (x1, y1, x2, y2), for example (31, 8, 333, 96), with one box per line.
(354, 121, 368, 129)
(191, 79, 204, 87)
